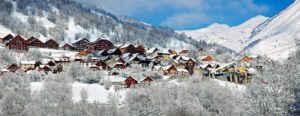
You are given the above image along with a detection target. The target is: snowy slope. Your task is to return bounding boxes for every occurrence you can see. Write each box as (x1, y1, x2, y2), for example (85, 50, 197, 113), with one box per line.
(0, 0, 197, 51)
(179, 16, 268, 52)
(31, 82, 125, 104)
(246, 0, 300, 60)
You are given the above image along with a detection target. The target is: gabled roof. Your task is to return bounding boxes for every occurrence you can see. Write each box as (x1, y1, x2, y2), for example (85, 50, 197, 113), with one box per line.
(21, 61, 36, 65)
(108, 48, 118, 54)
(6, 35, 27, 45)
(92, 38, 110, 43)
(146, 48, 158, 54)
(73, 38, 90, 44)
(28, 38, 43, 44)
(44, 39, 58, 45)
(159, 49, 171, 54)
(27, 36, 36, 43)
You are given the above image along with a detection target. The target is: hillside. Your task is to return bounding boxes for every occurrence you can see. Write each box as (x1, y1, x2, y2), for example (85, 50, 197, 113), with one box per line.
(246, 0, 300, 60)
(179, 16, 268, 52)
(0, 0, 209, 51)
(182, 0, 300, 60)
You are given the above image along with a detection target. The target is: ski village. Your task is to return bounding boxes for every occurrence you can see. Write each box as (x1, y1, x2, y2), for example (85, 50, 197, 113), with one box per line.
(0, 0, 300, 115)
(0, 34, 259, 86)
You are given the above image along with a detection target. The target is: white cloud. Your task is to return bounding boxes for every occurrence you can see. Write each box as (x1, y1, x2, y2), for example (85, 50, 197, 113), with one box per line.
(161, 12, 210, 29)
(76, 0, 269, 29)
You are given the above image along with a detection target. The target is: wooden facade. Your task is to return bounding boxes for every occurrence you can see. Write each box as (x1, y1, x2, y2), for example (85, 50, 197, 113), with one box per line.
(121, 44, 136, 54)
(96, 60, 109, 70)
(44, 39, 59, 49)
(142, 77, 153, 86)
(28, 38, 44, 48)
(135, 45, 146, 54)
(72, 38, 91, 51)
(93, 39, 114, 51)
(125, 76, 138, 88)
(6, 35, 28, 51)
(7, 64, 19, 72)
(62, 43, 76, 51)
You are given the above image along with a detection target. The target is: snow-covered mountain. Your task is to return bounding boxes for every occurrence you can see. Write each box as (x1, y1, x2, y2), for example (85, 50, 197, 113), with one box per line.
(0, 0, 206, 51)
(182, 0, 300, 60)
(179, 16, 268, 52)
(246, 0, 300, 60)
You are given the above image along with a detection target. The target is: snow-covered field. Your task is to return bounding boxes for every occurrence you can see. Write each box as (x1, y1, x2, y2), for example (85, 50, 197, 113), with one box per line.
(31, 48, 79, 59)
(31, 82, 125, 103)
(30, 79, 245, 104)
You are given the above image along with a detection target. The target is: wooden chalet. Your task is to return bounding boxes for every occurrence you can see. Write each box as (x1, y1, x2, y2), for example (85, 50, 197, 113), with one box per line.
(135, 45, 146, 54)
(93, 39, 114, 51)
(125, 76, 138, 88)
(158, 50, 172, 59)
(62, 43, 76, 51)
(202, 55, 213, 62)
(6, 35, 28, 51)
(28, 38, 44, 48)
(141, 76, 153, 86)
(20, 61, 36, 71)
(43, 39, 59, 49)
(121, 44, 136, 54)
(47, 60, 56, 67)
(72, 38, 91, 51)
(7, 64, 19, 72)
(2, 34, 14, 44)
(96, 60, 110, 70)
(162, 65, 177, 75)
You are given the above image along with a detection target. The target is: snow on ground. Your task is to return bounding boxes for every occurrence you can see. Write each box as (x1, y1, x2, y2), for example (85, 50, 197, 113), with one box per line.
(72, 82, 110, 103)
(179, 16, 268, 52)
(31, 82, 122, 104)
(31, 48, 79, 59)
(65, 18, 105, 43)
(212, 79, 246, 92)
(246, 0, 300, 60)
(0, 25, 13, 37)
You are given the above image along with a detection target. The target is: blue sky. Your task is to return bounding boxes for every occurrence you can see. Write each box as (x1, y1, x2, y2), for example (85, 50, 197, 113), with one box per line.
(77, 0, 295, 30)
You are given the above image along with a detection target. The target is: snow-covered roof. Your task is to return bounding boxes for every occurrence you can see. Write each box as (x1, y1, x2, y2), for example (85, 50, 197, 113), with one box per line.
(159, 49, 171, 54)
(199, 64, 211, 69)
(177, 68, 189, 72)
(248, 68, 257, 74)
(146, 48, 158, 54)
(162, 65, 173, 70)
(120, 43, 132, 48)
(109, 76, 126, 83)
(1, 69, 9, 72)
(249, 55, 258, 58)
(108, 48, 117, 54)
(21, 61, 36, 65)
